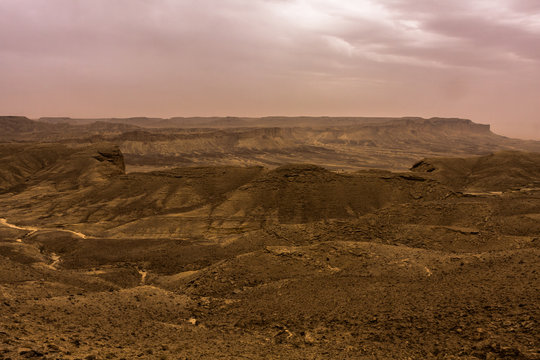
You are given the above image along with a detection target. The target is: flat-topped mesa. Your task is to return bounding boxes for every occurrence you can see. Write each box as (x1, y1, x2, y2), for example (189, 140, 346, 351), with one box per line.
(0, 116, 43, 133)
(0, 115, 496, 139)
(390, 117, 491, 135)
(427, 118, 491, 134)
(0, 115, 33, 121)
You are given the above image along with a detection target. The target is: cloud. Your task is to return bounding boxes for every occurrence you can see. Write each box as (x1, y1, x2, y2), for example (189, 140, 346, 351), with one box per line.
(0, 0, 538, 138)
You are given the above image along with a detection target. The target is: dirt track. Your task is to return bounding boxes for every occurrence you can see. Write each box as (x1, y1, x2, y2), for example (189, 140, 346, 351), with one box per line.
(0, 218, 89, 239)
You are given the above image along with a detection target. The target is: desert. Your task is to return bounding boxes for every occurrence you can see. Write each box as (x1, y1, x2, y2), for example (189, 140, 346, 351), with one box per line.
(0, 116, 538, 359)
(1, 1, 539, 358)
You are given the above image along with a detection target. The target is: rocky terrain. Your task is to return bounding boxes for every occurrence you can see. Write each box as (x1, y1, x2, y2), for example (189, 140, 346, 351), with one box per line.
(0, 138, 538, 359)
(2, 116, 540, 172)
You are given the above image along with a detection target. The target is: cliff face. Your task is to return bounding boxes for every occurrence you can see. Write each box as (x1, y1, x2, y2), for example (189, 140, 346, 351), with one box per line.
(428, 118, 491, 134)
(92, 147, 126, 173)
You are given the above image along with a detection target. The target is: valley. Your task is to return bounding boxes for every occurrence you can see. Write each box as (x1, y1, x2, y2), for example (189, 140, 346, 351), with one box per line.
(0, 117, 539, 359)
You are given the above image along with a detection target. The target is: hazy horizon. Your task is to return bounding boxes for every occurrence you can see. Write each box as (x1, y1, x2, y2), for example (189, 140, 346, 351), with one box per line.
(1, 0, 539, 140)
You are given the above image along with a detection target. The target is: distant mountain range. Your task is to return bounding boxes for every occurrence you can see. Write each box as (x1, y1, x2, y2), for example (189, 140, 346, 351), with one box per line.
(1, 116, 539, 171)
(36, 115, 491, 129)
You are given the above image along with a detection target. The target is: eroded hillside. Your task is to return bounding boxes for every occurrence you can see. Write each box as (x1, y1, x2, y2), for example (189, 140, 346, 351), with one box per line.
(0, 145, 539, 359)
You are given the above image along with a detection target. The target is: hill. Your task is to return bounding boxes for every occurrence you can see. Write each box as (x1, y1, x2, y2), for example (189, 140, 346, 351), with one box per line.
(0, 144, 450, 238)
(0, 143, 539, 359)
(412, 151, 540, 191)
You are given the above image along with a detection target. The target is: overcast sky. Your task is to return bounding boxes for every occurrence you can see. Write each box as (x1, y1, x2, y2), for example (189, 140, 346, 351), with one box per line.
(1, 0, 539, 139)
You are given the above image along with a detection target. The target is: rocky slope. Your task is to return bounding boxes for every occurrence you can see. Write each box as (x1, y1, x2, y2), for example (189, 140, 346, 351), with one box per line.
(0, 144, 450, 238)
(412, 151, 540, 192)
(0, 144, 539, 359)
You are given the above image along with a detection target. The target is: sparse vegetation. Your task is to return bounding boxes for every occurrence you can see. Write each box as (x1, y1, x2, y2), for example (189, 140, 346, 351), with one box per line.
(0, 118, 539, 359)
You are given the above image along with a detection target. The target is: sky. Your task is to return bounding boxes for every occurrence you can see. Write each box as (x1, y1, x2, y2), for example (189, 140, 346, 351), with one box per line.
(0, 0, 539, 139)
